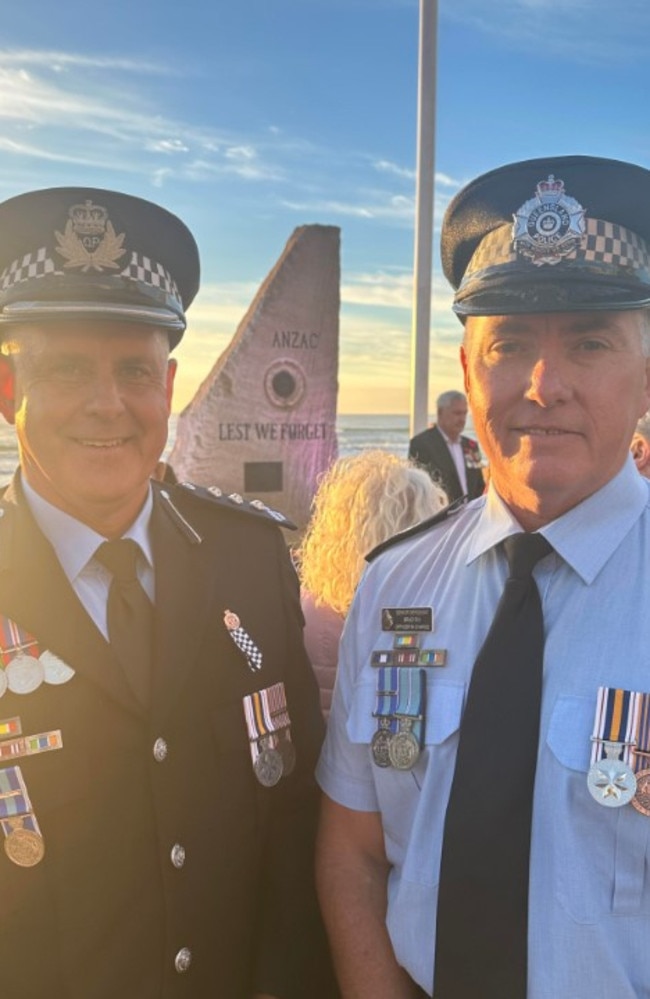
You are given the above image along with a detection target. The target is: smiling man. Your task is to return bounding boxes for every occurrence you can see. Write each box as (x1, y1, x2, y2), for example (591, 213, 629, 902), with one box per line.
(0, 188, 333, 998)
(316, 157, 650, 998)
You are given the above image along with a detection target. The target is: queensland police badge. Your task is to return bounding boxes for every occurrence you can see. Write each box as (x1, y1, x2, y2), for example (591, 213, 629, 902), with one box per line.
(512, 175, 586, 266)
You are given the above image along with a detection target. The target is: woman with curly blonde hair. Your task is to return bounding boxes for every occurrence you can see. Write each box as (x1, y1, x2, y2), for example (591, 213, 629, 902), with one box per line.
(299, 449, 448, 716)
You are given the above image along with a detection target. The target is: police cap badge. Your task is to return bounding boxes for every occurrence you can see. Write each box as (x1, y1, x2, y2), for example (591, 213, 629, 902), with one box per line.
(0, 187, 200, 348)
(441, 155, 650, 316)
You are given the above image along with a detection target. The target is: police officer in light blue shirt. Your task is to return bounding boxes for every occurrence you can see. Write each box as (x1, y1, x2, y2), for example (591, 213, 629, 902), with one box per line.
(316, 156, 650, 998)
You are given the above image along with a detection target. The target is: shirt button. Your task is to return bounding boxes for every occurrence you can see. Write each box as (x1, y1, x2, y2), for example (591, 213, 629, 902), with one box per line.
(174, 947, 192, 973)
(153, 737, 168, 762)
(170, 843, 186, 869)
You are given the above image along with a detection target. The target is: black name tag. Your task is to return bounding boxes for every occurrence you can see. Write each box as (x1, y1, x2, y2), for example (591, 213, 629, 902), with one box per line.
(381, 607, 433, 632)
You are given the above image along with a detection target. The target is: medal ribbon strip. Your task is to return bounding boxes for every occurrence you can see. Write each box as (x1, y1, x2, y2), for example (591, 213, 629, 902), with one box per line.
(243, 682, 290, 763)
(0, 766, 32, 819)
(632, 692, 650, 774)
(372, 666, 399, 735)
(0, 618, 40, 666)
(0, 717, 21, 738)
(590, 686, 642, 766)
(0, 729, 63, 762)
(395, 668, 426, 747)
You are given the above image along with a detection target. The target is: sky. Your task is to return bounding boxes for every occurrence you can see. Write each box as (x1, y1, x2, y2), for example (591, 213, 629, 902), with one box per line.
(2, 0, 650, 414)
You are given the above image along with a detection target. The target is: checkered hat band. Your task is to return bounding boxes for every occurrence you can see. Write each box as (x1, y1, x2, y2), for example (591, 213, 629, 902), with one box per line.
(0, 248, 181, 306)
(465, 219, 650, 279)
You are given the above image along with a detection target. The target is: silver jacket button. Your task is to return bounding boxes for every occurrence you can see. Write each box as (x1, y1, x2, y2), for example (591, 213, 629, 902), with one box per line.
(170, 843, 186, 869)
(174, 947, 192, 973)
(153, 737, 168, 762)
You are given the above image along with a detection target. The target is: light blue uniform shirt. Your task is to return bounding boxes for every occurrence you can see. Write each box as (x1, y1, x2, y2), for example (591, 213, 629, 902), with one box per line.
(317, 457, 650, 998)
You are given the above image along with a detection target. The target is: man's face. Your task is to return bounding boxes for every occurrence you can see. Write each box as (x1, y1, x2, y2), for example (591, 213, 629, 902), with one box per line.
(0, 323, 176, 535)
(437, 398, 468, 442)
(461, 311, 650, 528)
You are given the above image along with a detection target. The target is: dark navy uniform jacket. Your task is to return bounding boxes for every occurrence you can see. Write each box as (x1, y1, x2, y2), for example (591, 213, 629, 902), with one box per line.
(0, 476, 334, 999)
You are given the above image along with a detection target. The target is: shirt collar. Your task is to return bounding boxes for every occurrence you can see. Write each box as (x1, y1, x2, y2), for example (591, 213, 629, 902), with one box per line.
(439, 427, 461, 447)
(467, 456, 649, 584)
(22, 477, 155, 584)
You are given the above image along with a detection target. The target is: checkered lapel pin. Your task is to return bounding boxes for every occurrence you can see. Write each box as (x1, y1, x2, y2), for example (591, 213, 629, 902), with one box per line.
(223, 610, 263, 672)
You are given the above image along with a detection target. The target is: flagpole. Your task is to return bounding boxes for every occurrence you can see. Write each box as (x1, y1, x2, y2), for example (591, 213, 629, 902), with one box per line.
(409, 0, 438, 437)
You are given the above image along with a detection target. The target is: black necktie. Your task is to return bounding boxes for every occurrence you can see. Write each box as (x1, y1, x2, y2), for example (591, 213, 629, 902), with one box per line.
(95, 539, 153, 706)
(434, 532, 552, 998)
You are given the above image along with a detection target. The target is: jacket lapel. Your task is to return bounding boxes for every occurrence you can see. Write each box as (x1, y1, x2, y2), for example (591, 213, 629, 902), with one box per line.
(434, 426, 462, 498)
(149, 488, 216, 723)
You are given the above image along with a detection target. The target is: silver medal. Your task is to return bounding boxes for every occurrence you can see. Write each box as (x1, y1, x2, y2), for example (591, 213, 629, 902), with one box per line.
(40, 651, 75, 685)
(253, 747, 284, 787)
(587, 742, 637, 808)
(388, 729, 420, 771)
(371, 726, 393, 768)
(277, 735, 296, 777)
(5, 654, 45, 695)
(0, 668, 7, 699)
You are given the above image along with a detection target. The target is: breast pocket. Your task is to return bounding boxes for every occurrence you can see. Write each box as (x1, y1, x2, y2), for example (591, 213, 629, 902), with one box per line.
(347, 675, 465, 883)
(545, 695, 650, 923)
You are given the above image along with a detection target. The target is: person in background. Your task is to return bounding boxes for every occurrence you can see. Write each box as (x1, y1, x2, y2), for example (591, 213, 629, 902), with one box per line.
(0, 186, 333, 998)
(316, 155, 650, 998)
(298, 450, 448, 717)
(408, 390, 484, 502)
(630, 410, 650, 478)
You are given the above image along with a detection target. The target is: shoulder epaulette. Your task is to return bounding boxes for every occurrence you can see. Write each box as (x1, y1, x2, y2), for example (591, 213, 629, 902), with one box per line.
(160, 480, 297, 530)
(365, 496, 466, 563)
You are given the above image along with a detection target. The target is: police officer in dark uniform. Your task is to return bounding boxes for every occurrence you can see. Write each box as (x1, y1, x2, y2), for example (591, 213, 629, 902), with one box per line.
(0, 187, 333, 998)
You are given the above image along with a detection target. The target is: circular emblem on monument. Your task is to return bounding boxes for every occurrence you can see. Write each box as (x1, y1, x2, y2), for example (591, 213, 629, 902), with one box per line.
(264, 359, 306, 409)
(587, 758, 637, 808)
(388, 730, 420, 771)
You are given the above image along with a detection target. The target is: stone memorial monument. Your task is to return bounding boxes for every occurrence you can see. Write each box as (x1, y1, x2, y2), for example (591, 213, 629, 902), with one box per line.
(170, 224, 340, 532)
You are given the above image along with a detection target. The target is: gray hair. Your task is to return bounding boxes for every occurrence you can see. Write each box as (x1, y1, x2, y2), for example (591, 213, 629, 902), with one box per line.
(436, 389, 466, 411)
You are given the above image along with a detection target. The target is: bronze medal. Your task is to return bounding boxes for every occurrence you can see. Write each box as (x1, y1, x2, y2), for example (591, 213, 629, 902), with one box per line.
(631, 767, 650, 816)
(4, 824, 45, 867)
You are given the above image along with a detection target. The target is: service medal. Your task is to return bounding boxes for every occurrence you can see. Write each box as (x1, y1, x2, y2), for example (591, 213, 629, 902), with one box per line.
(253, 747, 284, 787)
(4, 824, 45, 867)
(631, 768, 650, 817)
(587, 746, 637, 808)
(388, 728, 420, 771)
(5, 654, 44, 695)
(0, 669, 7, 699)
(371, 726, 393, 768)
(277, 734, 296, 776)
(40, 651, 75, 685)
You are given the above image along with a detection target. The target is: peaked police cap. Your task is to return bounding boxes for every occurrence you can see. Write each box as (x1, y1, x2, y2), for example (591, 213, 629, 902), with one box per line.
(442, 155, 650, 316)
(0, 187, 200, 348)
